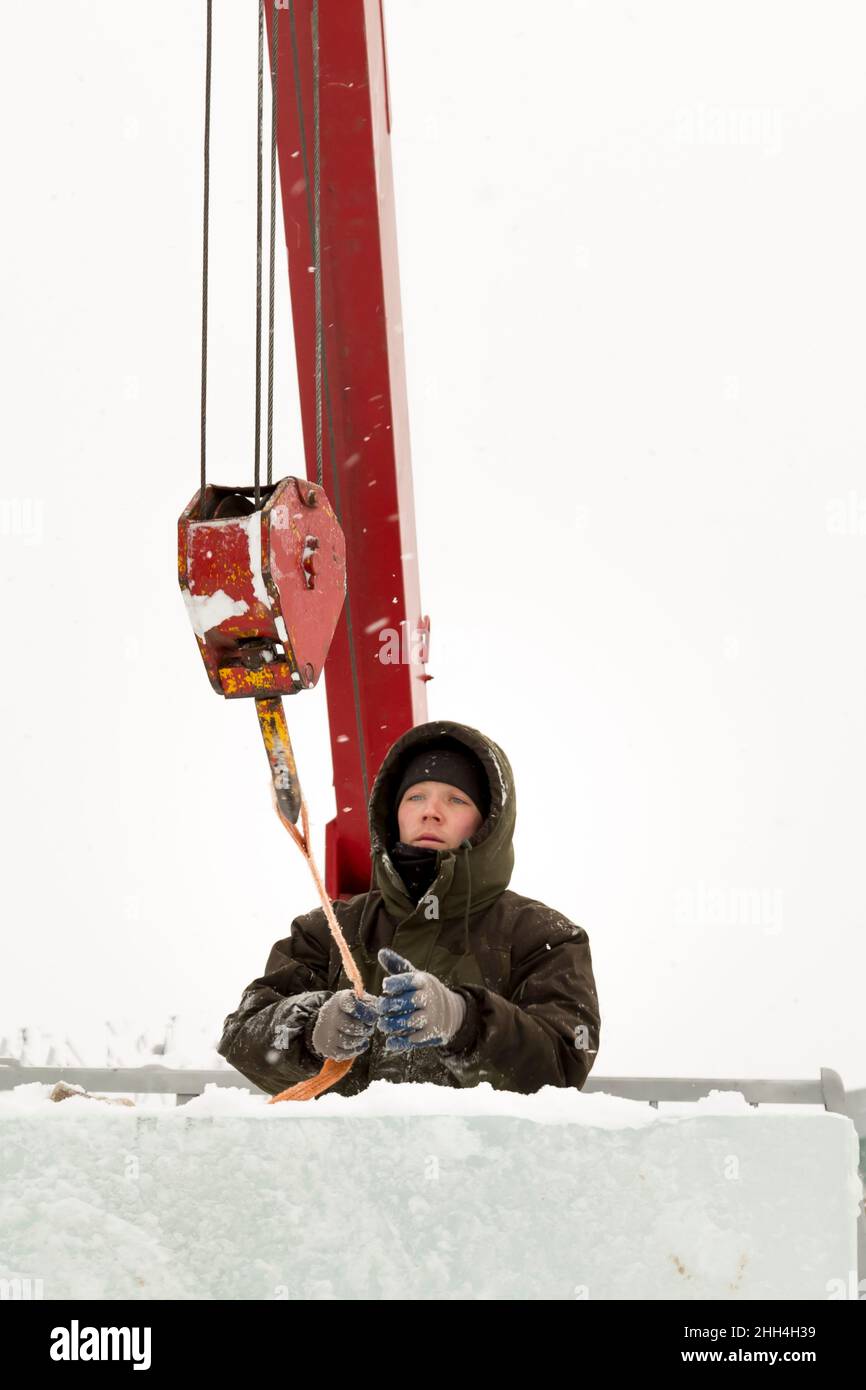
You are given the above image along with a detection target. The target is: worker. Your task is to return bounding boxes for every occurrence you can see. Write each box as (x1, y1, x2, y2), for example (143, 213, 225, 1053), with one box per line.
(217, 720, 601, 1096)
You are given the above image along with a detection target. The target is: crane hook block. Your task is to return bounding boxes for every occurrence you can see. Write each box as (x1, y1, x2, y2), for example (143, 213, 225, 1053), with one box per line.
(177, 477, 347, 699)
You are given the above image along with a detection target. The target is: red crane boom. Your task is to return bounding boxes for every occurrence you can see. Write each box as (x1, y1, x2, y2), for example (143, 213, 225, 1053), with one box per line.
(266, 0, 430, 898)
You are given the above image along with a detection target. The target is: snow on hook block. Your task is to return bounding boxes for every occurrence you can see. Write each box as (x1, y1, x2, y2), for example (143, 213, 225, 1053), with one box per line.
(177, 477, 346, 700)
(0, 1082, 860, 1300)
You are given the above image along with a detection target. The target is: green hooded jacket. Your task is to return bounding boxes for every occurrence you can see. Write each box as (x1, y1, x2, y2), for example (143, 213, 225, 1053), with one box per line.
(217, 720, 601, 1096)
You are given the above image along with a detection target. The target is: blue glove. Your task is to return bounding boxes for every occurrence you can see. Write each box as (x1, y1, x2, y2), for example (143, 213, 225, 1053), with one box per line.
(376, 947, 467, 1052)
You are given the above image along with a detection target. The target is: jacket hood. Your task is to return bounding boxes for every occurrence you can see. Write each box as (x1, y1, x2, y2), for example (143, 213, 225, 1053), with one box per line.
(358, 720, 516, 947)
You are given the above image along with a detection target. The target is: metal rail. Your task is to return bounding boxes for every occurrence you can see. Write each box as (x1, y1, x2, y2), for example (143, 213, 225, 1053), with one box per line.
(0, 1058, 862, 1131)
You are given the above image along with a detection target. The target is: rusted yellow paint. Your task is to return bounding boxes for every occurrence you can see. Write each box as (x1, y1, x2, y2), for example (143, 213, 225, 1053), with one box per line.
(255, 696, 301, 822)
(219, 666, 280, 696)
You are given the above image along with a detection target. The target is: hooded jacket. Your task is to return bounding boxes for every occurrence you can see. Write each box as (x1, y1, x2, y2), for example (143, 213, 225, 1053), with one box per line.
(217, 720, 601, 1096)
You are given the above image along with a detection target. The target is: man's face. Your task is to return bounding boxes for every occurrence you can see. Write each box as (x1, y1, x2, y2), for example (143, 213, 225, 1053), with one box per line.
(397, 780, 483, 851)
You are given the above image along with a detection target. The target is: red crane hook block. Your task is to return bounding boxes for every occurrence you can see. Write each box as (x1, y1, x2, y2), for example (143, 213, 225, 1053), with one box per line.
(178, 477, 346, 821)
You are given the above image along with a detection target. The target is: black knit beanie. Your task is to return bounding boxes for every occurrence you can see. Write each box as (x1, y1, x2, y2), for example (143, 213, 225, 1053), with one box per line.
(394, 744, 490, 820)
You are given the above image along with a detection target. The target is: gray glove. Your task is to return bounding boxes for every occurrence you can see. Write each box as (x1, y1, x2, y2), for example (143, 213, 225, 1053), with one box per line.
(310, 988, 380, 1062)
(376, 948, 467, 1051)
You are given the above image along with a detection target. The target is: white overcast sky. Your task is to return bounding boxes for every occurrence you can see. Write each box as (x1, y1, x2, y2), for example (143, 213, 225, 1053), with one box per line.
(1, 1, 864, 1088)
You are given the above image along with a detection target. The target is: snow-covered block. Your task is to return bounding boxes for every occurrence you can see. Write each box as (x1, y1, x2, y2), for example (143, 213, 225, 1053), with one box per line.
(0, 1082, 860, 1300)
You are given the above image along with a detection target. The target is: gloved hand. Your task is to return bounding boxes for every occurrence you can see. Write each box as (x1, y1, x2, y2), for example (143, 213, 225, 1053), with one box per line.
(376, 947, 467, 1052)
(310, 988, 380, 1062)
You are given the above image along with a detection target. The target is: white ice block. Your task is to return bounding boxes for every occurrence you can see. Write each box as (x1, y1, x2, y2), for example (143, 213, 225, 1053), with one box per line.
(0, 1082, 860, 1300)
